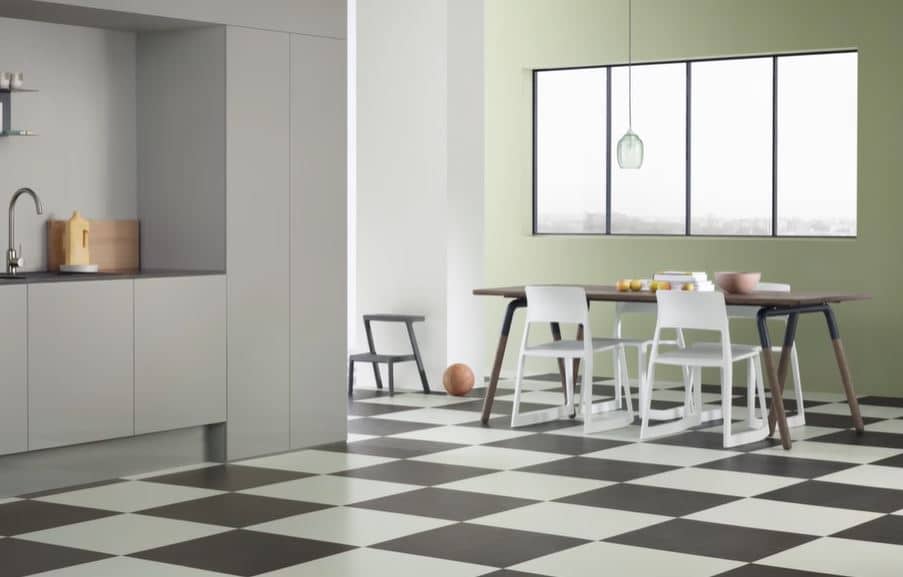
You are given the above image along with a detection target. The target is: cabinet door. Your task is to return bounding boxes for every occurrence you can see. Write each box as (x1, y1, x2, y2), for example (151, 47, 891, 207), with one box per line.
(290, 34, 348, 449)
(135, 276, 226, 435)
(28, 280, 134, 450)
(226, 26, 291, 459)
(0, 285, 27, 455)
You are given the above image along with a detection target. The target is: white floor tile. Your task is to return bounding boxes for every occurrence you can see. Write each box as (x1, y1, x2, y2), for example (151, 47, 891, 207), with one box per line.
(865, 419, 903, 434)
(585, 443, 739, 467)
(686, 497, 883, 536)
(0, 498, 21, 505)
(651, 389, 722, 405)
(371, 408, 496, 425)
(496, 390, 605, 405)
(237, 449, 396, 474)
(545, 423, 642, 441)
(471, 501, 669, 540)
(511, 541, 742, 577)
(240, 475, 419, 505)
(347, 433, 379, 442)
(753, 441, 903, 464)
(816, 464, 903, 491)
(28, 556, 233, 577)
(702, 424, 841, 441)
(629, 467, 804, 497)
(257, 547, 493, 577)
(437, 470, 612, 501)
(806, 403, 903, 419)
(356, 394, 474, 408)
(798, 392, 847, 403)
(411, 445, 568, 470)
(123, 462, 221, 481)
(759, 537, 903, 577)
(390, 425, 531, 445)
(34, 481, 222, 513)
(249, 506, 453, 546)
(18, 513, 228, 555)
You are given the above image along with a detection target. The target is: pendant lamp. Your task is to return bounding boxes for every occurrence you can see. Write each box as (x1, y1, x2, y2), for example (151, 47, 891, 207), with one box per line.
(617, 0, 643, 169)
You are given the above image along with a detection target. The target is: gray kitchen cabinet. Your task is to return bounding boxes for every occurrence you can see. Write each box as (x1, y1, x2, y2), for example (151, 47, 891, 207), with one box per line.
(134, 276, 226, 435)
(225, 26, 292, 460)
(290, 33, 348, 449)
(0, 285, 27, 455)
(28, 280, 134, 450)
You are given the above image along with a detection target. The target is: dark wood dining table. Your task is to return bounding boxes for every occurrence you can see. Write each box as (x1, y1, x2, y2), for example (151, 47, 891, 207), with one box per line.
(474, 285, 871, 449)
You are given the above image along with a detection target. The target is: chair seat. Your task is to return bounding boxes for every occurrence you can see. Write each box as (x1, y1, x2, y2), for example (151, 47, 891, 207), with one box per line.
(655, 342, 760, 366)
(349, 352, 417, 363)
(524, 337, 643, 358)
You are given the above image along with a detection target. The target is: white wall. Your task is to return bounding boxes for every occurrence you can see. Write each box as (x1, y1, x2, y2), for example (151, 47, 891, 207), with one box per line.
(354, 0, 484, 389)
(0, 16, 136, 271)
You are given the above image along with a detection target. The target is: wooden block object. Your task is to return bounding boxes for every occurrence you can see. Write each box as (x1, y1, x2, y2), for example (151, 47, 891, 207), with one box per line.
(47, 220, 139, 273)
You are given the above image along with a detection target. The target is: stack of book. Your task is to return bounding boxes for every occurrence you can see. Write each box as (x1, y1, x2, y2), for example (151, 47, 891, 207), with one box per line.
(653, 271, 715, 292)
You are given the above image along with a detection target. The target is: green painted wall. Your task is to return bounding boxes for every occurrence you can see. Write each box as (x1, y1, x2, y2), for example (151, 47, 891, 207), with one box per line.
(484, 0, 903, 394)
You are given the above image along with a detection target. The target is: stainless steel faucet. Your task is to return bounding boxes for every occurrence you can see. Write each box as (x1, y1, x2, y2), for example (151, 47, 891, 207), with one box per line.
(7, 187, 44, 274)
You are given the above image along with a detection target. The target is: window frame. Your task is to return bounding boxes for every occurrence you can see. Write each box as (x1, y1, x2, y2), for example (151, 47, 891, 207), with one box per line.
(531, 49, 858, 239)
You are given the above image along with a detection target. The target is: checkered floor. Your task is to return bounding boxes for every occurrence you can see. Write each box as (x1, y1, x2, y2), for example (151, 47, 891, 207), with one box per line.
(4, 375, 903, 577)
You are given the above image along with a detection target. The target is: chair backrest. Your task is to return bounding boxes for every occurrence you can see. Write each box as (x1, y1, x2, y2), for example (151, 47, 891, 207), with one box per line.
(655, 290, 729, 333)
(525, 286, 589, 325)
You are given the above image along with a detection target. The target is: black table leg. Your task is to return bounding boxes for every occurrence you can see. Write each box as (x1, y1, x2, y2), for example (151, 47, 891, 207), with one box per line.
(481, 298, 527, 424)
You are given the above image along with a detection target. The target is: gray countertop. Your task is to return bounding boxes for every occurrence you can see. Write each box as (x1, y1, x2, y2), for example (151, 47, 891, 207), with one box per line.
(0, 269, 225, 286)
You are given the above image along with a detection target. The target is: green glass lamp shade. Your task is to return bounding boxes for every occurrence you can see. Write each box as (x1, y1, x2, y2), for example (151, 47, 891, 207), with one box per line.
(617, 129, 644, 169)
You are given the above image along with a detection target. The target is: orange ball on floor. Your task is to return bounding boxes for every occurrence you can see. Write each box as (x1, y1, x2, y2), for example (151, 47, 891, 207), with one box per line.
(443, 363, 475, 396)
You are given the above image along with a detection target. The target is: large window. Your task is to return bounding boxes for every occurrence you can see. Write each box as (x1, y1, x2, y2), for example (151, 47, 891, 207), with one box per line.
(533, 51, 858, 237)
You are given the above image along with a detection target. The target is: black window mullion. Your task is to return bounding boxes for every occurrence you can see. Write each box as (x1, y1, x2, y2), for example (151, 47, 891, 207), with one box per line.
(772, 56, 779, 237)
(686, 62, 692, 236)
(605, 66, 612, 235)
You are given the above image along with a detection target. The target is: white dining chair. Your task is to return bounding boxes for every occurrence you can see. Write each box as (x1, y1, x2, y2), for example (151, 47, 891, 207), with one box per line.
(511, 286, 641, 434)
(641, 290, 770, 448)
(727, 282, 805, 427)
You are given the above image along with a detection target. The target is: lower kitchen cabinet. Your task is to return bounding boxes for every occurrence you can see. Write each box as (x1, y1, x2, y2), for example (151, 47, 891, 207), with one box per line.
(0, 285, 27, 455)
(134, 275, 226, 434)
(28, 280, 134, 450)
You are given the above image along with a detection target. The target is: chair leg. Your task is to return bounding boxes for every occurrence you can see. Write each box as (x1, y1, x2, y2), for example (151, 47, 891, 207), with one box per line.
(348, 360, 355, 396)
(723, 358, 770, 448)
(387, 362, 395, 395)
(789, 345, 805, 426)
(613, 348, 622, 408)
(747, 357, 757, 424)
(510, 352, 527, 427)
(636, 345, 647, 419)
(722, 363, 734, 447)
(619, 347, 635, 422)
(372, 363, 383, 390)
(640, 358, 656, 439)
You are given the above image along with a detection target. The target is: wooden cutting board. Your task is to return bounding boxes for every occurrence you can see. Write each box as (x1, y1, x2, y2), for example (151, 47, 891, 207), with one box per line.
(47, 219, 139, 273)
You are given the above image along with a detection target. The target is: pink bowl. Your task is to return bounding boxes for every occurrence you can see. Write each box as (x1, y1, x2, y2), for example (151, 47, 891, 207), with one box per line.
(715, 272, 761, 294)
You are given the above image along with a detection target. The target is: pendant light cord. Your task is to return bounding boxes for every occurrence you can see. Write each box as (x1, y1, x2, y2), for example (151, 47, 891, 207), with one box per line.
(628, 0, 633, 130)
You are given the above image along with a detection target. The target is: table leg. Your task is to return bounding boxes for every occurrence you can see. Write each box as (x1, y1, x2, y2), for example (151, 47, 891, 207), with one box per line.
(481, 298, 526, 424)
(550, 322, 568, 401)
(767, 313, 798, 438)
(823, 306, 865, 433)
(757, 309, 793, 450)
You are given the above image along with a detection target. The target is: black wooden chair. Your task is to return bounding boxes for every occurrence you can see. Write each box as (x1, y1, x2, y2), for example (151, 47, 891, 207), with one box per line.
(348, 314, 430, 395)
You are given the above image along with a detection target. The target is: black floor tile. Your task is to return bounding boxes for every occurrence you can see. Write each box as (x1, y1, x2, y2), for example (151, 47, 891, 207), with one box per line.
(0, 500, 116, 536)
(517, 457, 675, 482)
(336, 460, 493, 486)
(699, 453, 857, 479)
(757, 480, 903, 513)
(714, 564, 844, 577)
(458, 416, 579, 432)
(442, 399, 555, 415)
(137, 493, 331, 528)
(353, 487, 535, 521)
(132, 529, 354, 576)
(798, 412, 881, 429)
(142, 464, 311, 491)
(484, 433, 627, 455)
(606, 518, 816, 562)
(831, 514, 903, 545)
(857, 396, 903, 407)
(0, 539, 110, 577)
(557, 483, 739, 516)
(347, 402, 417, 417)
(648, 431, 775, 452)
(872, 453, 903, 468)
(19, 479, 127, 499)
(805, 429, 903, 449)
(373, 522, 587, 567)
(316, 437, 465, 458)
(480, 571, 550, 577)
(346, 417, 440, 435)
